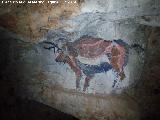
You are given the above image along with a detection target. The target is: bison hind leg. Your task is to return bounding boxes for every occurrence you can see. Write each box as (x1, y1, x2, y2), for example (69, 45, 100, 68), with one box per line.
(76, 76, 81, 90)
(112, 70, 119, 88)
(83, 76, 93, 91)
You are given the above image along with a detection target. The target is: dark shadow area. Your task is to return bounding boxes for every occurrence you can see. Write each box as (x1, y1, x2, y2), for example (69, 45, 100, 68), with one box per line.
(0, 97, 79, 120)
(132, 27, 160, 120)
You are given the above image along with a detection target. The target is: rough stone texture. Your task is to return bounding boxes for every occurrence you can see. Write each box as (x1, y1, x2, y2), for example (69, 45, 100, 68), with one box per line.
(0, 0, 160, 120)
(0, 0, 84, 42)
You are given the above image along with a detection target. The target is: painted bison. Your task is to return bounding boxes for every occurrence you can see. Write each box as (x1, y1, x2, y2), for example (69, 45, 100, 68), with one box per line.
(43, 35, 143, 91)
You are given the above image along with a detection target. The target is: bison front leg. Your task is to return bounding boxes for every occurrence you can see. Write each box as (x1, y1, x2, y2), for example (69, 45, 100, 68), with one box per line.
(83, 76, 93, 91)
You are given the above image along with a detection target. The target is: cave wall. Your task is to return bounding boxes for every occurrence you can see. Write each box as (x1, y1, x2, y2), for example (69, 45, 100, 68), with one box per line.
(0, 0, 160, 120)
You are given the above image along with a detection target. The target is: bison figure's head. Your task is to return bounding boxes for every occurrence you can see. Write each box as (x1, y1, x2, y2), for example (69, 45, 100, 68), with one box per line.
(43, 41, 74, 64)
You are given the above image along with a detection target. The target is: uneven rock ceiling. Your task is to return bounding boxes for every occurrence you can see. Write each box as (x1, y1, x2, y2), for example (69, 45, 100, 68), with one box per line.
(0, 0, 160, 43)
(0, 0, 84, 42)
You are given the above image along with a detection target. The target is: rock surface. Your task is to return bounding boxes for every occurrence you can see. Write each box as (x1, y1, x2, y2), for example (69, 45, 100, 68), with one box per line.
(0, 0, 160, 120)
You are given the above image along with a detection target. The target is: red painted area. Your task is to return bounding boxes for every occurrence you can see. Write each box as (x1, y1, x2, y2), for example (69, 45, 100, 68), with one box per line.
(74, 37, 126, 74)
(68, 56, 82, 77)
(111, 44, 126, 73)
(75, 38, 112, 58)
(116, 45, 126, 72)
(55, 52, 82, 77)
